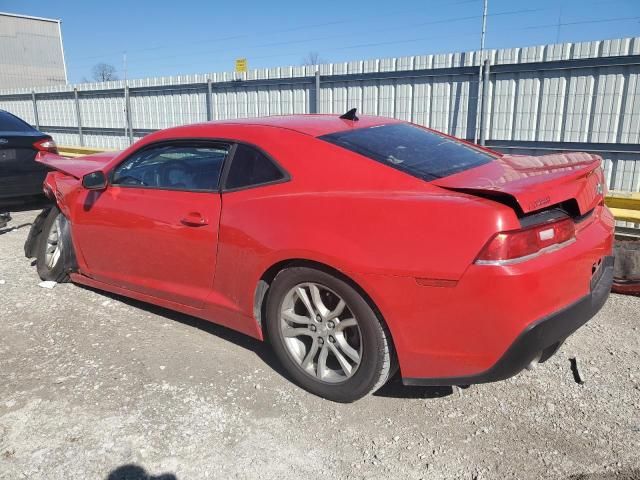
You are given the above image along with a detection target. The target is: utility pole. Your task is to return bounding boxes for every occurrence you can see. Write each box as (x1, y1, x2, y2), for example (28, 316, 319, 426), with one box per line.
(474, 0, 488, 144)
(123, 51, 128, 83)
(555, 1, 564, 43)
(123, 51, 133, 144)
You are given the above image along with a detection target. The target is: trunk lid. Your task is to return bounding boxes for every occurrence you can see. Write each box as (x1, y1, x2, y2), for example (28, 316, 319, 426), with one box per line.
(36, 150, 121, 179)
(431, 152, 604, 215)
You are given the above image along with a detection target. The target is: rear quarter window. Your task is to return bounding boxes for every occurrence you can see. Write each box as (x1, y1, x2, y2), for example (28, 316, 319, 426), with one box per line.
(224, 144, 285, 190)
(319, 123, 493, 180)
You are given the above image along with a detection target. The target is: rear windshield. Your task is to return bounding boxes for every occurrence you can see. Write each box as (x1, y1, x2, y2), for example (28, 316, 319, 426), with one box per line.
(0, 111, 35, 133)
(319, 123, 493, 180)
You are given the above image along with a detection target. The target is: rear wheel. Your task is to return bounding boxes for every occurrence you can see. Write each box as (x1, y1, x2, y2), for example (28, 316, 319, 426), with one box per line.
(266, 267, 394, 402)
(36, 207, 71, 283)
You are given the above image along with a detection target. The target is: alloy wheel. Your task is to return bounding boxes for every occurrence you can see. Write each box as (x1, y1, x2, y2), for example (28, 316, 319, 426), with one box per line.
(279, 282, 363, 383)
(45, 217, 62, 269)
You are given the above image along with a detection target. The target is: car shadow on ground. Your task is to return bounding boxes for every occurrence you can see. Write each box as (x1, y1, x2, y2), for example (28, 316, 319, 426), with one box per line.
(107, 464, 177, 480)
(78, 285, 292, 382)
(374, 376, 454, 399)
(79, 285, 456, 401)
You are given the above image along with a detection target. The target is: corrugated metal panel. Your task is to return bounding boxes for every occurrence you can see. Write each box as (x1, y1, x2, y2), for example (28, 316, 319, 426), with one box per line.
(79, 92, 125, 129)
(36, 96, 76, 127)
(0, 13, 66, 89)
(0, 98, 35, 124)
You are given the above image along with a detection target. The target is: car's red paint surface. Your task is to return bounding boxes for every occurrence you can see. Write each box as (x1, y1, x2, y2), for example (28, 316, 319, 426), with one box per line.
(38, 115, 614, 382)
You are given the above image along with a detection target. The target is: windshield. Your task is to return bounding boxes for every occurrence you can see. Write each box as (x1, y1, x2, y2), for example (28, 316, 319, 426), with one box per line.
(319, 123, 494, 180)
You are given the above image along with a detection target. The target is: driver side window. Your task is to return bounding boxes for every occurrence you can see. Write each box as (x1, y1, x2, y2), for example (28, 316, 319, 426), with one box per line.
(112, 143, 230, 191)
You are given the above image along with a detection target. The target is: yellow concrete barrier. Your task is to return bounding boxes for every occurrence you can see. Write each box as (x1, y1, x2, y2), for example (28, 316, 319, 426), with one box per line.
(609, 208, 640, 223)
(606, 191, 640, 224)
(57, 146, 113, 157)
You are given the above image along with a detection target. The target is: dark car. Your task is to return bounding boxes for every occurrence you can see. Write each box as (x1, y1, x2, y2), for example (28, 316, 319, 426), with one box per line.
(0, 110, 57, 214)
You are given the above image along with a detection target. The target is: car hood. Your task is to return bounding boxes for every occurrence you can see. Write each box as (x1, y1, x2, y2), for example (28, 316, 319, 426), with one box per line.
(36, 151, 121, 179)
(431, 152, 604, 214)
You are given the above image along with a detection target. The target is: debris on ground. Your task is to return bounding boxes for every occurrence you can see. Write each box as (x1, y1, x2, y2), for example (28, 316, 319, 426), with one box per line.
(38, 280, 57, 289)
(613, 237, 640, 296)
(570, 356, 586, 384)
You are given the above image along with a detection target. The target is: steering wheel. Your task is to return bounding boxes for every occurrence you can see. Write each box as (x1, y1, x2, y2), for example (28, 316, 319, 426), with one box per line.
(160, 160, 194, 188)
(115, 175, 147, 186)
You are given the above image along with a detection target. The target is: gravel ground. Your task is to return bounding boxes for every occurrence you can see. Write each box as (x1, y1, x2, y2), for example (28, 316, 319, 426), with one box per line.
(0, 210, 639, 480)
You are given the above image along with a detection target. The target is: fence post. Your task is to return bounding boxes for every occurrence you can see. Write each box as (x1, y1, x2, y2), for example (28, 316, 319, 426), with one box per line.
(124, 86, 133, 145)
(473, 61, 484, 144)
(479, 59, 491, 146)
(314, 70, 321, 114)
(206, 79, 214, 121)
(73, 88, 84, 146)
(31, 91, 40, 130)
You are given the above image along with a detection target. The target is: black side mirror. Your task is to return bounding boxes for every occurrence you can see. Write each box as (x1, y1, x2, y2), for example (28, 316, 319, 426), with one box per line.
(82, 171, 107, 190)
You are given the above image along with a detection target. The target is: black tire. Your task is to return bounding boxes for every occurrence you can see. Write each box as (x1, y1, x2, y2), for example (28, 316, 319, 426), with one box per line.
(24, 207, 52, 258)
(35, 206, 71, 283)
(265, 267, 394, 403)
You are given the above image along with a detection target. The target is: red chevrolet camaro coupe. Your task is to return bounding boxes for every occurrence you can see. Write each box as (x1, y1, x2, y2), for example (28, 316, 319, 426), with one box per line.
(25, 111, 614, 402)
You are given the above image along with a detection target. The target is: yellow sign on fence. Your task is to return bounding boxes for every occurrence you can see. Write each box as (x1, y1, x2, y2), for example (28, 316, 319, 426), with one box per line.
(235, 58, 248, 73)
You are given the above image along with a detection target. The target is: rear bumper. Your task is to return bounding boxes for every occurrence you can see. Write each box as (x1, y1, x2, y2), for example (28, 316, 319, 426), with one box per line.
(0, 161, 49, 211)
(0, 172, 47, 199)
(353, 204, 615, 383)
(403, 255, 614, 386)
(0, 193, 50, 213)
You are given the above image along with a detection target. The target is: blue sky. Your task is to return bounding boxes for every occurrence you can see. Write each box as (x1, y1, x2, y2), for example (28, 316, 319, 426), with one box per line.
(3, 0, 640, 83)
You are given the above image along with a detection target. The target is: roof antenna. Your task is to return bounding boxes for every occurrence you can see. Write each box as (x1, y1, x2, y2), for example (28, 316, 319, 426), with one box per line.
(339, 108, 359, 121)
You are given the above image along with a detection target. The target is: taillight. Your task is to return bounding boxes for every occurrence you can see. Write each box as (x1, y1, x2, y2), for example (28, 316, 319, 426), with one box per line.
(33, 138, 58, 154)
(475, 218, 576, 265)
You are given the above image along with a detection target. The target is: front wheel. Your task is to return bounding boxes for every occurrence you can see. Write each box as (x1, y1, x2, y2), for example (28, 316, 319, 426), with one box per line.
(36, 207, 71, 283)
(266, 267, 394, 402)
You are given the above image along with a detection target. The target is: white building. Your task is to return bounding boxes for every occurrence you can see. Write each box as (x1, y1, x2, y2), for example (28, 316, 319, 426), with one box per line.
(0, 12, 67, 89)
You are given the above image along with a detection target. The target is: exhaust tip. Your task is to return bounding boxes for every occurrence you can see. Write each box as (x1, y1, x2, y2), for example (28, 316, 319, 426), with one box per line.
(525, 352, 543, 370)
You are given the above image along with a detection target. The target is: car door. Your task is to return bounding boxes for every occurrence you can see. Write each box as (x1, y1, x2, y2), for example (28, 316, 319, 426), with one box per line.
(71, 141, 230, 308)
